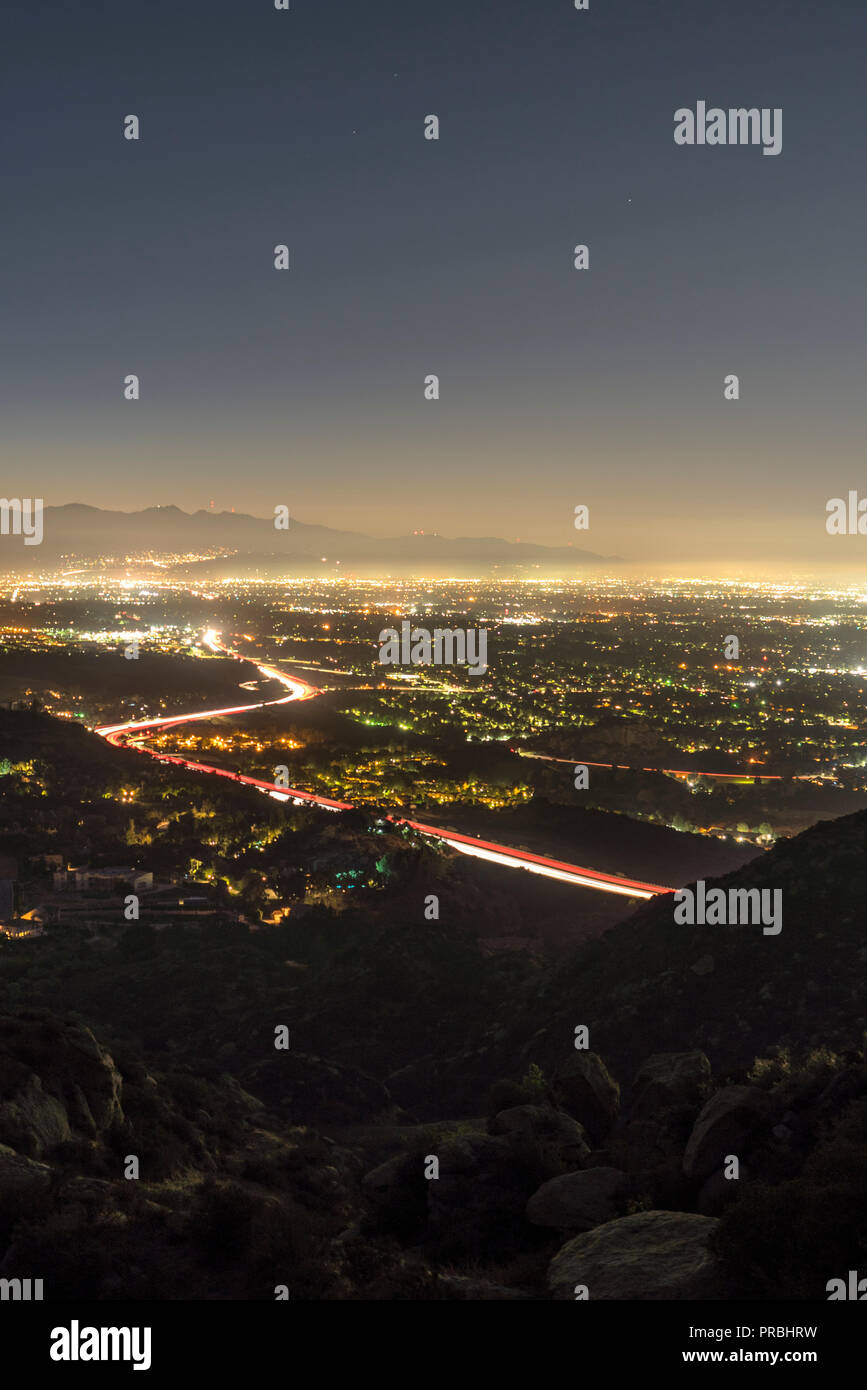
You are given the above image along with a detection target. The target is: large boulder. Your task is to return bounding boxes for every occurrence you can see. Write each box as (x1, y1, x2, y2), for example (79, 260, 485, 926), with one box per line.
(0, 1073, 72, 1157)
(489, 1105, 590, 1163)
(424, 1133, 547, 1262)
(550, 1053, 620, 1143)
(608, 1117, 684, 1174)
(682, 1085, 777, 1182)
(60, 1024, 124, 1134)
(0, 1015, 123, 1157)
(630, 1052, 712, 1120)
(527, 1166, 626, 1231)
(548, 1210, 723, 1300)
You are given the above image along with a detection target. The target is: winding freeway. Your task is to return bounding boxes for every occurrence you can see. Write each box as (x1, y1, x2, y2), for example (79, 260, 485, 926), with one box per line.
(95, 633, 674, 901)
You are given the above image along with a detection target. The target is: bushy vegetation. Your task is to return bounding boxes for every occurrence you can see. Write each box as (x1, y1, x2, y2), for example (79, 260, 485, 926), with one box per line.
(712, 1098, 867, 1299)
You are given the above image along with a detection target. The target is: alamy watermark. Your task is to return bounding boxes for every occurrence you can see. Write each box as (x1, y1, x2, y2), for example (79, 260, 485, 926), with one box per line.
(0, 1277, 43, 1300)
(826, 493, 867, 535)
(827, 1271, 867, 1299)
(378, 620, 488, 675)
(50, 1323, 151, 1371)
(673, 880, 782, 935)
(0, 498, 43, 545)
(674, 103, 782, 157)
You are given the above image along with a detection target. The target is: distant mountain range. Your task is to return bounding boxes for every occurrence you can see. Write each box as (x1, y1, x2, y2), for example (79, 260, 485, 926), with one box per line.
(1, 504, 617, 577)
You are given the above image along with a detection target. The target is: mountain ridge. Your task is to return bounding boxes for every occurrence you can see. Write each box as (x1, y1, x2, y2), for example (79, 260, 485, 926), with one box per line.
(0, 503, 618, 576)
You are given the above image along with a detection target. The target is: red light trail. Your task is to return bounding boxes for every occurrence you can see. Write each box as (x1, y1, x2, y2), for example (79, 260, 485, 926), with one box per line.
(94, 633, 673, 900)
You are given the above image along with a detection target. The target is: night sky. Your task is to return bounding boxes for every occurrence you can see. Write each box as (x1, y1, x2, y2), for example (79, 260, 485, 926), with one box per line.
(3, 0, 865, 571)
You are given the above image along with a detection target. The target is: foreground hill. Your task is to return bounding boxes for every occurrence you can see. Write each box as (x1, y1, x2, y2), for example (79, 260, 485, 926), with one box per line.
(414, 806, 867, 1113)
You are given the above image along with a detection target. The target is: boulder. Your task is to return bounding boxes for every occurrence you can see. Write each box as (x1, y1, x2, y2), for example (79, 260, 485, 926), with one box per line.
(361, 1154, 409, 1198)
(550, 1053, 620, 1143)
(0, 1073, 72, 1157)
(608, 1117, 680, 1173)
(361, 1152, 427, 1240)
(0, 1142, 52, 1195)
(548, 1210, 723, 1300)
(683, 1085, 777, 1182)
(0, 1015, 123, 1156)
(490, 1105, 590, 1162)
(630, 1052, 711, 1120)
(433, 1133, 508, 1176)
(61, 1025, 124, 1133)
(697, 1165, 748, 1215)
(424, 1133, 540, 1261)
(527, 1166, 626, 1230)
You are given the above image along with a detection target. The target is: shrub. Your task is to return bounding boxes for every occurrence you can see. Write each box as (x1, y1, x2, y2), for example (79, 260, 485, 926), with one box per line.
(488, 1078, 528, 1113)
(488, 1064, 548, 1115)
(711, 1125, 867, 1299)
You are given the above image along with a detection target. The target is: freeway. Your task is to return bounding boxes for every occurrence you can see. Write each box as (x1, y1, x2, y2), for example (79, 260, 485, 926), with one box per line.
(512, 748, 823, 783)
(94, 633, 673, 901)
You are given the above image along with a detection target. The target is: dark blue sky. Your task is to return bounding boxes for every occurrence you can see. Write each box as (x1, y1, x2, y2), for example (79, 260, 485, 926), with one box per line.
(3, 0, 865, 569)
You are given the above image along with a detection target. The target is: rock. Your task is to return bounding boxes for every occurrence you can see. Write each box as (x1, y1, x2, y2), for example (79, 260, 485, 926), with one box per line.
(608, 1118, 679, 1173)
(527, 1166, 626, 1230)
(58, 1174, 113, 1204)
(550, 1053, 620, 1143)
(62, 1025, 123, 1133)
(697, 1166, 747, 1215)
(424, 1134, 539, 1261)
(683, 1085, 777, 1182)
(691, 955, 715, 976)
(221, 1075, 266, 1114)
(435, 1133, 507, 1175)
(0, 1015, 123, 1156)
(436, 1273, 531, 1300)
(0, 1142, 52, 1195)
(489, 1105, 542, 1135)
(815, 1065, 867, 1120)
(334, 1221, 363, 1245)
(489, 1106, 590, 1162)
(361, 1151, 428, 1241)
(630, 1052, 712, 1120)
(582, 1149, 613, 1167)
(0, 1073, 72, 1157)
(548, 1210, 723, 1300)
(361, 1154, 410, 1197)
